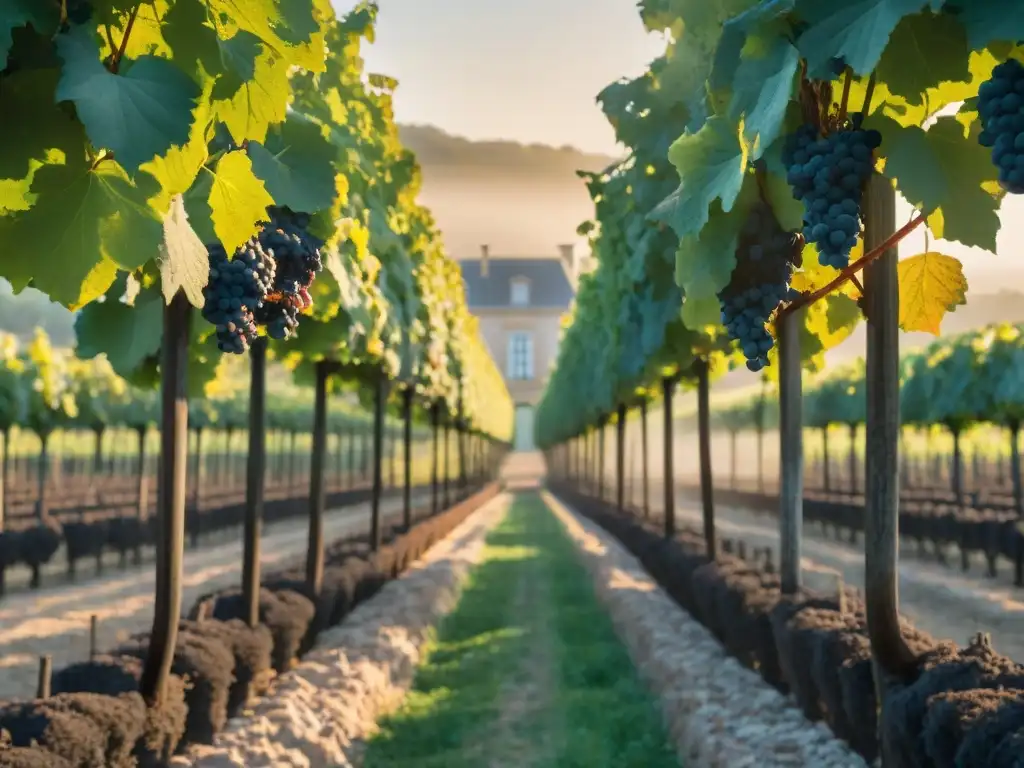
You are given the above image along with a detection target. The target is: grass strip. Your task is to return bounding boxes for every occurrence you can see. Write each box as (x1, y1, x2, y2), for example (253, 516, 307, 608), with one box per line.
(363, 492, 679, 767)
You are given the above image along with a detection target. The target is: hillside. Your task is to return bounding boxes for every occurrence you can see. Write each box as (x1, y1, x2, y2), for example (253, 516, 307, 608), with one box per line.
(398, 124, 617, 258)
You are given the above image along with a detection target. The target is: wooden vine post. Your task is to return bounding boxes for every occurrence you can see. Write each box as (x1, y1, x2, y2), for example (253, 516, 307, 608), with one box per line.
(139, 293, 191, 705)
(305, 360, 331, 597)
(614, 404, 625, 513)
(242, 337, 267, 628)
(778, 309, 804, 594)
(402, 388, 414, 530)
(662, 376, 676, 539)
(370, 375, 388, 551)
(640, 399, 650, 518)
(863, 173, 916, 759)
(430, 401, 440, 515)
(443, 408, 451, 508)
(597, 415, 607, 502)
(695, 359, 715, 559)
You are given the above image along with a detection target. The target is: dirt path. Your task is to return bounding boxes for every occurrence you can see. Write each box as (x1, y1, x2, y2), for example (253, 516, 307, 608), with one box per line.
(361, 492, 678, 768)
(0, 493, 425, 701)
(672, 500, 1024, 659)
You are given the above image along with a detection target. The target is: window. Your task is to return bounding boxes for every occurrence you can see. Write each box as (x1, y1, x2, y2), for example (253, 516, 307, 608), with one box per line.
(507, 332, 534, 380)
(510, 278, 530, 306)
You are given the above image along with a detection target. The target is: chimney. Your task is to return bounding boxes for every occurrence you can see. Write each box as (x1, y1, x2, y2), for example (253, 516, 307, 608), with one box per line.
(558, 243, 576, 277)
(480, 244, 489, 277)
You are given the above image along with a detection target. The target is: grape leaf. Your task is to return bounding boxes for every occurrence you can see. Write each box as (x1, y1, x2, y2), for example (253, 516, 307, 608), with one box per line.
(160, 195, 208, 308)
(0, 160, 162, 306)
(711, 0, 795, 91)
(55, 26, 201, 175)
(248, 113, 337, 214)
(0, 1, 57, 63)
(651, 116, 749, 239)
(681, 295, 721, 330)
(208, 0, 329, 73)
(959, 0, 1024, 49)
(675, 208, 740, 301)
(762, 149, 805, 231)
(162, 0, 261, 96)
(825, 294, 862, 334)
(794, 0, 933, 76)
(897, 251, 967, 334)
(75, 287, 164, 375)
(138, 77, 214, 214)
(0, 68, 85, 180)
(876, 116, 1000, 250)
(214, 46, 290, 144)
(875, 12, 970, 106)
(185, 152, 273, 253)
(729, 34, 799, 159)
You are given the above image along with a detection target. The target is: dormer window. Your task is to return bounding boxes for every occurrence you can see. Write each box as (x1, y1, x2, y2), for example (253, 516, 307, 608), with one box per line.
(510, 277, 530, 306)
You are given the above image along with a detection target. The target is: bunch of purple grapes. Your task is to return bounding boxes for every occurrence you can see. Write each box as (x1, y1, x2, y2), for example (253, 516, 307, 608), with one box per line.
(718, 201, 801, 372)
(201, 239, 276, 354)
(977, 58, 1024, 194)
(782, 117, 880, 269)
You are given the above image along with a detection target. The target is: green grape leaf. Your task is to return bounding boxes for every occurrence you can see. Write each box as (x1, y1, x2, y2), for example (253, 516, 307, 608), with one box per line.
(160, 195, 208, 307)
(826, 294, 862, 334)
(681, 295, 721, 330)
(877, 115, 1000, 250)
(875, 12, 970, 107)
(712, 0, 795, 91)
(247, 113, 337, 214)
(652, 116, 748, 239)
(185, 152, 272, 252)
(214, 46, 290, 144)
(959, 0, 1024, 49)
(55, 26, 201, 175)
(675, 208, 739, 300)
(897, 251, 967, 334)
(763, 164, 804, 231)
(0, 160, 162, 307)
(0, 68, 86, 181)
(795, 0, 932, 76)
(0, 1, 57, 63)
(162, 0, 261, 96)
(75, 288, 164, 374)
(138, 77, 214, 213)
(729, 34, 799, 159)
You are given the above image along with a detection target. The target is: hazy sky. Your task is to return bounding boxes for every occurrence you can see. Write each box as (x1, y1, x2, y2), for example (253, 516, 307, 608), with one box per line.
(331, 0, 664, 155)
(330, 0, 1022, 296)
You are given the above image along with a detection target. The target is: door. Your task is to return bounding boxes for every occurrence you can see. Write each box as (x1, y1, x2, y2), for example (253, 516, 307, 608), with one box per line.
(514, 404, 535, 452)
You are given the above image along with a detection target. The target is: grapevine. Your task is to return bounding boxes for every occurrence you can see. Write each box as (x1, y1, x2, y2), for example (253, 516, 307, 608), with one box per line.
(718, 200, 801, 372)
(781, 116, 880, 270)
(201, 239, 276, 354)
(977, 58, 1024, 194)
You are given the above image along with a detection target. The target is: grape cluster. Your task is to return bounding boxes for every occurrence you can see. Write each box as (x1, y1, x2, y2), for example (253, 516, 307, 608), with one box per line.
(718, 201, 801, 372)
(201, 239, 276, 354)
(782, 119, 880, 269)
(977, 58, 1024, 194)
(253, 209, 323, 341)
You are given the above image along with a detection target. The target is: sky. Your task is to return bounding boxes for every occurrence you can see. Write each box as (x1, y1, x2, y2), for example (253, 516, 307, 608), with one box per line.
(331, 0, 664, 156)
(330, 0, 1023, 296)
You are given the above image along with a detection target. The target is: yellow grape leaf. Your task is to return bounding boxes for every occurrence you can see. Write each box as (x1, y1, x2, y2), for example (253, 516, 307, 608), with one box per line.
(897, 251, 968, 334)
(207, 152, 273, 253)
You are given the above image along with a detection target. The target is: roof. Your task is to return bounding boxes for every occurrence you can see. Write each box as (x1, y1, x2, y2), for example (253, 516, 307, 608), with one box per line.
(459, 257, 575, 309)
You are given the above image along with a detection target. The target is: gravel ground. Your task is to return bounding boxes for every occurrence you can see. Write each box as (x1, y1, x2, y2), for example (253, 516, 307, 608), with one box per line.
(669, 498, 1024, 659)
(173, 493, 511, 767)
(0, 493, 428, 700)
(545, 490, 867, 768)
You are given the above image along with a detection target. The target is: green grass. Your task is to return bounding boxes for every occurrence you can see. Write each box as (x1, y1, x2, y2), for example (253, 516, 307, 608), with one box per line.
(363, 493, 679, 768)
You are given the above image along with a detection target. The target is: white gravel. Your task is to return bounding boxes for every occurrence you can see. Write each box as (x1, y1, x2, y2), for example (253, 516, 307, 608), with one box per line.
(173, 492, 511, 767)
(543, 491, 867, 768)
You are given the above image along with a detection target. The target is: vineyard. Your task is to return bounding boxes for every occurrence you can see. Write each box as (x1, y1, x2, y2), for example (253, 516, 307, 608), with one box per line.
(4, 0, 1024, 766)
(538, 1, 1024, 766)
